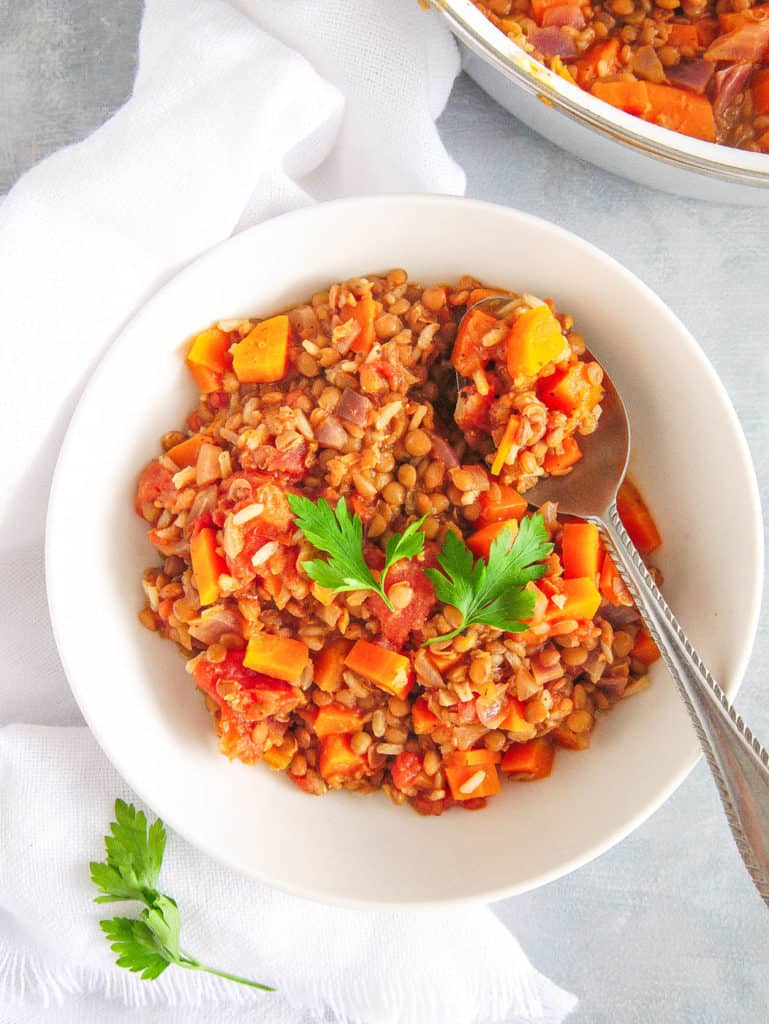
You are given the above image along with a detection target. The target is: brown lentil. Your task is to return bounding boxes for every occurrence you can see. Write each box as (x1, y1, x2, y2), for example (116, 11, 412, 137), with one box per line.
(397, 464, 417, 488)
(404, 429, 432, 458)
(567, 710, 594, 733)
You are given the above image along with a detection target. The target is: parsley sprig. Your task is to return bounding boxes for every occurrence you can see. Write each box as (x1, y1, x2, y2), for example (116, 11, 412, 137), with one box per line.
(287, 494, 426, 611)
(91, 799, 273, 991)
(423, 514, 553, 646)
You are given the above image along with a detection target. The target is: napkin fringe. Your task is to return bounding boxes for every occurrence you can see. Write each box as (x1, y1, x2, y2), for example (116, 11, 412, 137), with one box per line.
(0, 938, 272, 1011)
(0, 934, 574, 1023)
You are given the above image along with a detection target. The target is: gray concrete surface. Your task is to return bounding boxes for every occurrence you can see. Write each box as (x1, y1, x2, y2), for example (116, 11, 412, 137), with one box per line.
(2, 3, 769, 1022)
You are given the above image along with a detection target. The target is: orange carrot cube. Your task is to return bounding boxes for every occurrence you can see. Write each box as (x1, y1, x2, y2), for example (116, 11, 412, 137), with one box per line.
(344, 640, 412, 700)
(318, 734, 367, 782)
(506, 305, 567, 379)
(616, 480, 661, 554)
(631, 628, 661, 665)
(232, 315, 290, 383)
(187, 362, 222, 394)
(599, 552, 633, 606)
(538, 362, 603, 415)
(262, 739, 297, 771)
(500, 738, 555, 779)
(243, 633, 309, 684)
(545, 577, 601, 622)
(499, 698, 537, 739)
(411, 697, 440, 735)
(444, 762, 501, 801)
(166, 434, 206, 469)
(466, 518, 519, 560)
(478, 482, 527, 525)
(313, 639, 350, 692)
(187, 327, 232, 373)
(348, 298, 381, 354)
(543, 436, 582, 475)
(190, 527, 227, 606)
(313, 703, 364, 737)
(561, 522, 601, 580)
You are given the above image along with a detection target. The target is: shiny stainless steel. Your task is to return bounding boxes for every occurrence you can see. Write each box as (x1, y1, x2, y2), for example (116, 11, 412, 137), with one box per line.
(525, 371, 769, 907)
(430, 0, 769, 195)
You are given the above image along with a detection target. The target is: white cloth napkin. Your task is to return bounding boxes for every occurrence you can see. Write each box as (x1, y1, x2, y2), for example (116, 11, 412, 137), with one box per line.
(0, 2, 577, 1022)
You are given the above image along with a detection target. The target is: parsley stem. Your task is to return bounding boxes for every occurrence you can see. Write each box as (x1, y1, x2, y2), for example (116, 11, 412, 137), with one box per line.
(184, 960, 275, 991)
(178, 948, 274, 991)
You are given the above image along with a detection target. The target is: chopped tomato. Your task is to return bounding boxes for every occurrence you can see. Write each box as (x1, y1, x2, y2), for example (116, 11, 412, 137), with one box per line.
(410, 793, 455, 816)
(135, 461, 175, 518)
(538, 363, 602, 415)
(189, 512, 214, 536)
(266, 440, 309, 480)
(220, 475, 295, 538)
(226, 527, 271, 580)
(367, 561, 436, 647)
(207, 390, 230, 410)
(192, 651, 303, 720)
(216, 708, 264, 763)
(390, 752, 422, 790)
(359, 359, 405, 394)
(350, 494, 375, 525)
(454, 386, 494, 432)
(452, 308, 498, 377)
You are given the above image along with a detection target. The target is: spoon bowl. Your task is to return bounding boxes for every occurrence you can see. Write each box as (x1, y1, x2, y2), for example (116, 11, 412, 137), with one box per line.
(525, 356, 630, 518)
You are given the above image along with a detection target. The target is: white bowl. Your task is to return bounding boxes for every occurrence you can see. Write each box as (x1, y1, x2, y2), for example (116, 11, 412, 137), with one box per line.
(47, 196, 763, 907)
(432, 0, 769, 205)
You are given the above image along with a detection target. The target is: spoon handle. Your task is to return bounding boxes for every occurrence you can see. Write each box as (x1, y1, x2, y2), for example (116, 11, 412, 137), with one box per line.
(598, 503, 769, 908)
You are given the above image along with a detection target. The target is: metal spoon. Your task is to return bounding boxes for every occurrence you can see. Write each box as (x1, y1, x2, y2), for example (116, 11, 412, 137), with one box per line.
(456, 296, 769, 908)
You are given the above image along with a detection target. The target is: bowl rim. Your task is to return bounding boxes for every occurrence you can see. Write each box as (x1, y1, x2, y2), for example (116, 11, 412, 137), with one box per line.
(432, 0, 769, 189)
(46, 194, 765, 908)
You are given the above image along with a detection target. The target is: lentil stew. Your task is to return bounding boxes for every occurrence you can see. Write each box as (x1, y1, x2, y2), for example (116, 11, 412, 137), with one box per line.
(472, 0, 769, 151)
(135, 270, 662, 816)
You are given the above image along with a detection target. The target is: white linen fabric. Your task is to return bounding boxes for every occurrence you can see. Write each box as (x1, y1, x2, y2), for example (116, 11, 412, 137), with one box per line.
(0, 2, 576, 1022)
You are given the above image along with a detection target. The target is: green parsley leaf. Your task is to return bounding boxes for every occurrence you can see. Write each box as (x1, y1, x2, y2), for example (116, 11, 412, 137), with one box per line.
(423, 513, 553, 646)
(91, 798, 165, 903)
(92, 800, 274, 992)
(287, 494, 426, 611)
(383, 515, 428, 568)
(100, 917, 172, 980)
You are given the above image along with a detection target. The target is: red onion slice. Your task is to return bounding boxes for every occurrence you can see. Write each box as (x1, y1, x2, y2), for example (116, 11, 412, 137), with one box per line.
(542, 5, 585, 29)
(665, 59, 715, 95)
(528, 26, 579, 59)
(427, 431, 460, 468)
(335, 387, 372, 426)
